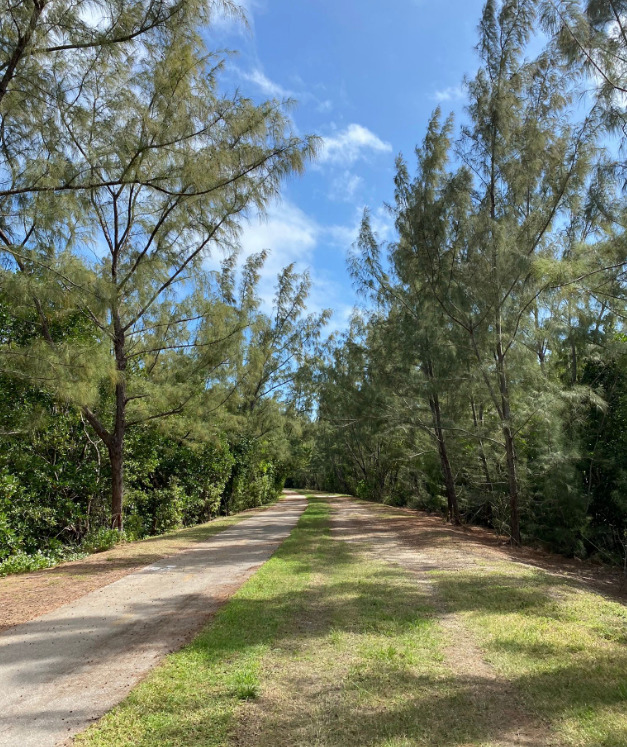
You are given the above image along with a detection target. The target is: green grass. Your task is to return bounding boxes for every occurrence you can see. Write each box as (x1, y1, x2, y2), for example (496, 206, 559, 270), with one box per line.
(242, 503, 485, 747)
(76, 497, 471, 747)
(75, 498, 325, 747)
(75, 495, 627, 746)
(434, 565, 627, 746)
(76, 496, 528, 747)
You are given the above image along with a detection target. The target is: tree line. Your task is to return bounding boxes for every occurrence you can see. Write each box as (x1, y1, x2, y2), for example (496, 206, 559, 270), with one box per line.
(0, 0, 327, 571)
(297, 0, 627, 564)
(2, 0, 627, 572)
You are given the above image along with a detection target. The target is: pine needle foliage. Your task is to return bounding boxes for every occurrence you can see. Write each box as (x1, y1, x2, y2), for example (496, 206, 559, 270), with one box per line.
(0, 0, 318, 528)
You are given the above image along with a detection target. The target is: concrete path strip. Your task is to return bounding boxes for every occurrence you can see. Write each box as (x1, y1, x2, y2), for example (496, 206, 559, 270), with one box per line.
(0, 492, 307, 747)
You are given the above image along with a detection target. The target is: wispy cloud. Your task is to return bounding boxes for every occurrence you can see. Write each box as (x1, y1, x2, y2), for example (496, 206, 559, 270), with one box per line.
(319, 124, 392, 166)
(327, 205, 395, 249)
(238, 201, 318, 269)
(234, 201, 355, 330)
(432, 84, 465, 103)
(328, 171, 364, 202)
(240, 68, 293, 98)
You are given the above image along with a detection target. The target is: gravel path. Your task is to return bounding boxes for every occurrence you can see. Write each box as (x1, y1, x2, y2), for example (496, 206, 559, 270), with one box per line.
(0, 493, 306, 747)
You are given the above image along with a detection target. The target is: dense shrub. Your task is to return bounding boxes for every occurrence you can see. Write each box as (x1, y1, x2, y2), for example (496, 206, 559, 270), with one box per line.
(0, 381, 286, 573)
(0, 548, 87, 577)
(80, 528, 127, 554)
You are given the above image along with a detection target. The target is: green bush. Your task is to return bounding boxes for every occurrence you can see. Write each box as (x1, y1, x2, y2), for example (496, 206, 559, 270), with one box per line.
(80, 527, 126, 554)
(0, 372, 289, 573)
(0, 548, 86, 577)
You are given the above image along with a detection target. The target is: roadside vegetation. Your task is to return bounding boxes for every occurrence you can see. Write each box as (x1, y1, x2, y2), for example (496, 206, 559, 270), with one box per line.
(297, 0, 627, 566)
(2, 0, 626, 742)
(0, 0, 326, 571)
(2, 0, 627, 571)
(0, 498, 274, 578)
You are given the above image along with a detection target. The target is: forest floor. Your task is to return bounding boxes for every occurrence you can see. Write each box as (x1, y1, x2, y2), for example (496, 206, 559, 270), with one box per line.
(74, 492, 627, 747)
(0, 501, 280, 634)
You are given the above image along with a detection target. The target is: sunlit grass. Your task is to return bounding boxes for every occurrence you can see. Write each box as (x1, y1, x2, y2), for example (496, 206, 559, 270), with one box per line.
(75, 495, 627, 746)
(435, 566, 627, 746)
(75, 498, 325, 746)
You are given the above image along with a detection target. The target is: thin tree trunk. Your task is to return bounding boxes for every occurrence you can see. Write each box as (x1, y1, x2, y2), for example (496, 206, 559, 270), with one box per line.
(433, 407, 461, 525)
(470, 397, 494, 493)
(109, 436, 124, 530)
(109, 306, 127, 530)
(496, 348, 521, 544)
(425, 360, 460, 524)
(488, 110, 521, 543)
(503, 425, 520, 543)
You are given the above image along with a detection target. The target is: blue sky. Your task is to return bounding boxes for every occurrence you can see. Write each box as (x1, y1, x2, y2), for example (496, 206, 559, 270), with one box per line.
(209, 0, 486, 329)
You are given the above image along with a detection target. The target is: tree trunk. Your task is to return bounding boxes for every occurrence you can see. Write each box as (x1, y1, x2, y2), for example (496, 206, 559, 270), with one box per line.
(426, 364, 460, 525)
(110, 312, 127, 530)
(470, 398, 494, 493)
(496, 349, 521, 544)
(109, 437, 124, 530)
(434, 417, 461, 525)
(487, 109, 521, 542)
(503, 424, 520, 544)
(0, 0, 46, 105)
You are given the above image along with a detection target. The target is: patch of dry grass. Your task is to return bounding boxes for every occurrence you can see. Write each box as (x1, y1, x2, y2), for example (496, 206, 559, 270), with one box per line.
(233, 497, 555, 747)
(76, 494, 589, 747)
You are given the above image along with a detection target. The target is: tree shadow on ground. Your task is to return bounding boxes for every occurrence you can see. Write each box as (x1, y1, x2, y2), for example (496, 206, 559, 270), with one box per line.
(70, 496, 627, 747)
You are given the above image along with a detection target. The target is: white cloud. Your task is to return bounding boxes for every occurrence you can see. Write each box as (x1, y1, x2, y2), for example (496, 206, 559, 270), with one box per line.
(317, 99, 333, 113)
(327, 205, 395, 249)
(236, 202, 321, 311)
(240, 69, 293, 99)
(432, 85, 465, 103)
(203, 200, 359, 331)
(319, 124, 392, 166)
(234, 201, 355, 331)
(237, 69, 335, 115)
(238, 201, 318, 269)
(79, 5, 107, 29)
(328, 171, 364, 202)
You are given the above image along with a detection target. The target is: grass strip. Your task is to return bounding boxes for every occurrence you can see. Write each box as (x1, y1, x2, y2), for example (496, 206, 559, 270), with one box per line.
(435, 564, 627, 746)
(81, 495, 621, 746)
(75, 496, 325, 746)
(79, 494, 521, 746)
(235, 498, 478, 747)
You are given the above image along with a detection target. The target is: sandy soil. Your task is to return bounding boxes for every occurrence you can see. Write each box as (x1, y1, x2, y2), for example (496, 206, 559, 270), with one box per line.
(321, 492, 627, 601)
(327, 495, 562, 746)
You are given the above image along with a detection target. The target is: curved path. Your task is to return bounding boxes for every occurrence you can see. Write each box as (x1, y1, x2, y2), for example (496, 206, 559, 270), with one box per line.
(0, 493, 307, 747)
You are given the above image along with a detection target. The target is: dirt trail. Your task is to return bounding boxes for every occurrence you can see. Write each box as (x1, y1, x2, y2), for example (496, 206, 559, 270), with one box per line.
(0, 493, 306, 747)
(328, 495, 561, 747)
(326, 494, 627, 601)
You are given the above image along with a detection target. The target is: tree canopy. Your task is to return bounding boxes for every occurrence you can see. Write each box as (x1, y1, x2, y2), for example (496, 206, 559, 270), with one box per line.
(1, 0, 627, 571)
